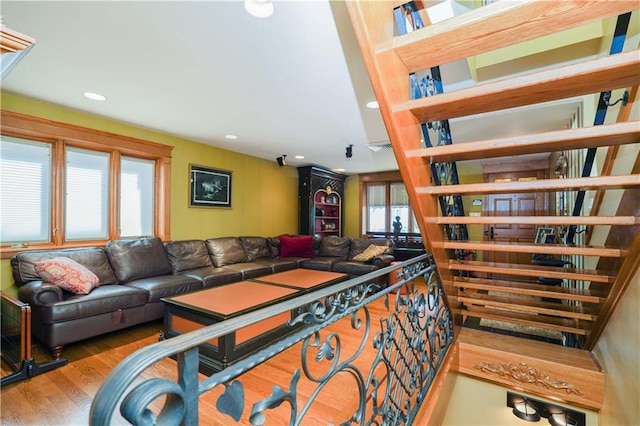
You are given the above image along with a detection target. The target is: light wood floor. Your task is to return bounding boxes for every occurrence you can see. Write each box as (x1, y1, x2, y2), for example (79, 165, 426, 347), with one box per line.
(1, 294, 394, 425)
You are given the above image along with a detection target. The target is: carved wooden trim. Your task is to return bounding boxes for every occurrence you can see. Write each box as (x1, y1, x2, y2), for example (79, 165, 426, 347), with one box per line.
(473, 361, 582, 395)
(0, 26, 35, 54)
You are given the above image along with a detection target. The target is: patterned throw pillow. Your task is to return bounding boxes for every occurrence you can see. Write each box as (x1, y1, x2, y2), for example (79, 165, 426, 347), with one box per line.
(35, 257, 100, 294)
(352, 244, 388, 262)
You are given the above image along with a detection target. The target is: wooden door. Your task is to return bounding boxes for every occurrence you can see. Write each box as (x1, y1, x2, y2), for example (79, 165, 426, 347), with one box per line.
(483, 169, 549, 265)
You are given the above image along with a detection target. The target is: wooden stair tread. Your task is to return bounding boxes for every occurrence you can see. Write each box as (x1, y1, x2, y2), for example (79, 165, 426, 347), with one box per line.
(403, 50, 640, 123)
(393, 1, 638, 71)
(418, 174, 640, 196)
(429, 215, 640, 226)
(407, 122, 640, 162)
(458, 291, 597, 321)
(449, 260, 615, 284)
(436, 240, 626, 258)
(453, 277, 606, 303)
(461, 305, 590, 335)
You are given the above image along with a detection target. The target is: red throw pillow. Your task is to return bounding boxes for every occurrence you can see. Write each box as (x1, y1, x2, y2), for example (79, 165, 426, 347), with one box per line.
(279, 235, 313, 258)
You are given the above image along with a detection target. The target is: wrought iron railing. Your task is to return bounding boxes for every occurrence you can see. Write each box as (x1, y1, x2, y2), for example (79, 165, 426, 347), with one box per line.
(89, 254, 453, 425)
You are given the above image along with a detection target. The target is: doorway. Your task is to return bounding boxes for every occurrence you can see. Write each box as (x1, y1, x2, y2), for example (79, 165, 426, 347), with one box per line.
(483, 167, 549, 266)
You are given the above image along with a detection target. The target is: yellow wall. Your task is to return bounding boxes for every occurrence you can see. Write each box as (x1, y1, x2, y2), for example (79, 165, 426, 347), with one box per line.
(459, 170, 484, 250)
(442, 374, 599, 426)
(592, 267, 640, 426)
(343, 175, 360, 238)
(0, 93, 313, 293)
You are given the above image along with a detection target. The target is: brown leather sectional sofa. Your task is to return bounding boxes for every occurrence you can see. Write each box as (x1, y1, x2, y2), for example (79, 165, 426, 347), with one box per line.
(11, 235, 394, 359)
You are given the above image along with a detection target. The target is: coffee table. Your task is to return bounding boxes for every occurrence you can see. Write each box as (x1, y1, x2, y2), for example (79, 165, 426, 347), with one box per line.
(162, 270, 348, 374)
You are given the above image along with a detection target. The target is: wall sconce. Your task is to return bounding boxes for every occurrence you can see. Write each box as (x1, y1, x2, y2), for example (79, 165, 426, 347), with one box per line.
(276, 155, 287, 167)
(345, 144, 353, 158)
(507, 392, 585, 426)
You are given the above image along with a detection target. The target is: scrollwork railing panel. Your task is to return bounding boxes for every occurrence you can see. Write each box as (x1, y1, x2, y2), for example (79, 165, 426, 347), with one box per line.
(90, 254, 453, 425)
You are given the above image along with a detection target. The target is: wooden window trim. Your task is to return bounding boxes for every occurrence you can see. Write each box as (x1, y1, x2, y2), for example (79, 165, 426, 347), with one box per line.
(359, 171, 418, 236)
(0, 110, 172, 259)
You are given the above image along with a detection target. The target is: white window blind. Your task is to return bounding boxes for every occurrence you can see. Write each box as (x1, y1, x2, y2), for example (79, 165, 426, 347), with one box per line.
(367, 184, 386, 232)
(65, 147, 109, 240)
(0, 137, 52, 243)
(120, 157, 154, 237)
(391, 182, 409, 232)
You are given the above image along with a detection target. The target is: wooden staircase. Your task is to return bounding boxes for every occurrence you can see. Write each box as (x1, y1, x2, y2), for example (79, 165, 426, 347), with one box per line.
(346, 1, 639, 351)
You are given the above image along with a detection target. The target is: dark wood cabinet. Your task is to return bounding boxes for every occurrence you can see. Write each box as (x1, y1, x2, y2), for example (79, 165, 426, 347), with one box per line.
(298, 166, 347, 237)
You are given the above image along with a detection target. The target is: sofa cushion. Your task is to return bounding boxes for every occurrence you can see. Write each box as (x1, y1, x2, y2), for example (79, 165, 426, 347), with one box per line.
(300, 257, 340, 272)
(11, 247, 117, 286)
(164, 240, 213, 272)
(178, 267, 243, 289)
(35, 257, 100, 294)
(318, 237, 351, 259)
(105, 237, 173, 283)
(349, 238, 393, 259)
(352, 244, 388, 262)
(125, 274, 202, 303)
(279, 235, 313, 258)
(254, 258, 300, 273)
(266, 236, 284, 257)
(332, 261, 378, 275)
(240, 236, 271, 261)
(38, 285, 149, 323)
(206, 237, 248, 267)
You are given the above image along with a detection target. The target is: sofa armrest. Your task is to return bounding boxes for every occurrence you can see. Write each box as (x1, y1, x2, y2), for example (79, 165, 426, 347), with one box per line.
(372, 254, 394, 268)
(17, 281, 64, 306)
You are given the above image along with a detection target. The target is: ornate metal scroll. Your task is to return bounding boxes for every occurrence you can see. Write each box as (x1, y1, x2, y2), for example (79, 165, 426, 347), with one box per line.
(90, 254, 454, 425)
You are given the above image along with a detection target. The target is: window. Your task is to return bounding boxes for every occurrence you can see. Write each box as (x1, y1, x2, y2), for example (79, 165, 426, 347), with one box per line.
(0, 110, 172, 258)
(120, 157, 155, 237)
(367, 184, 386, 232)
(65, 147, 110, 240)
(360, 172, 419, 236)
(0, 137, 51, 243)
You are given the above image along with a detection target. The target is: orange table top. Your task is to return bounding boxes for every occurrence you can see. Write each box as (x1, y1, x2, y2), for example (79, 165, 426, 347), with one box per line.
(165, 281, 298, 318)
(253, 269, 347, 289)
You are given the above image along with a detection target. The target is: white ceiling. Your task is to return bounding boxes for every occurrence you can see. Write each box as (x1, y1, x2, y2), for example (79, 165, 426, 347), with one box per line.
(1, 1, 586, 175)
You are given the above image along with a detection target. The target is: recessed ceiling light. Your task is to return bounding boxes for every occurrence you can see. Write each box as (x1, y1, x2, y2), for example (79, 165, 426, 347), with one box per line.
(84, 92, 106, 101)
(225, 134, 238, 140)
(334, 168, 345, 172)
(366, 100, 379, 109)
(244, 0, 274, 18)
(295, 155, 304, 159)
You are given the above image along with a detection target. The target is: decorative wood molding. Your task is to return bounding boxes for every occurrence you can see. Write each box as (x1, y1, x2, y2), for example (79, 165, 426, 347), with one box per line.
(0, 26, 35, 54)
(473, 361, 582, 395)
(455, 328, 604, 410)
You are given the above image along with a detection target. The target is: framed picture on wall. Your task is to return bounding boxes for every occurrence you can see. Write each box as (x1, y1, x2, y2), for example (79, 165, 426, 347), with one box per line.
(189, 164, 232, 208)
(534, 227, 555, 244)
